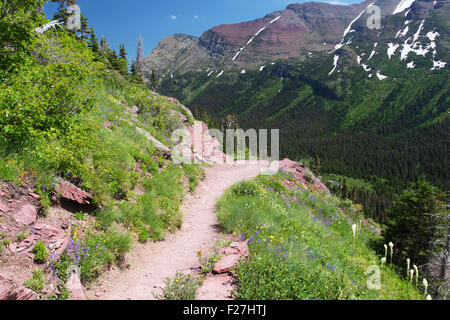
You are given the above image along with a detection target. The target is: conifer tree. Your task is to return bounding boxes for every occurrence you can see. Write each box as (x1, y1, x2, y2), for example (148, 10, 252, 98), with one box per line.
(119, 44, 127, 60)
(88, 27, 100, 54)
(79, 13, 90, 41)
(382, 177, 448, 266)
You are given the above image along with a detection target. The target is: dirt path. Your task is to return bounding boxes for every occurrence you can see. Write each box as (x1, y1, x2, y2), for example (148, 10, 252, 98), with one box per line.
(86, 161, 270, 300)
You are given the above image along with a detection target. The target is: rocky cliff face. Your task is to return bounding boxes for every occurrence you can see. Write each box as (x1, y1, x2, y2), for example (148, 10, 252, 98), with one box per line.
(145, 0, 404, 77)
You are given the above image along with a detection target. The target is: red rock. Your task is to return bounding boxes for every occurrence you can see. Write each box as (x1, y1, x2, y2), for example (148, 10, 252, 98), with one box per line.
(29, 192, 41, 200)
(8, 242, 17, 254)
(67, 268, 86, 300)
(278, 158, 329, 192)
(168, 97, 180, 104)
(0, 276, 38, 300)
(0, 200, 9, 213)
(13, 204, 37, 225)
(213, 254, 241, 274)
(33, 224, 68, 255)
(15, 236, 36, 253)
(55, 179, 93, 205)
(196, 275, 234, 300)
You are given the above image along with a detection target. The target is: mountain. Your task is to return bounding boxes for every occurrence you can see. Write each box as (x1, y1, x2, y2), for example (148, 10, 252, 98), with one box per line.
(147, 0, 449, 222)
(144, 0, 380, 77)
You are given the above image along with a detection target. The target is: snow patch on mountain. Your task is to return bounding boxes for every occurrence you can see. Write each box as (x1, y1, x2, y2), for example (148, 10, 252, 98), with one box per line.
(362, 63, 371, 72)
(232, 16, 281, 62)
(431, 60, 446, 70)
(393, 0, 416, 15)
(376, 71, 388, 80)
(329, 55, 340, 75)
(387, 43, 400, 59)
(406, 61, 415, 68)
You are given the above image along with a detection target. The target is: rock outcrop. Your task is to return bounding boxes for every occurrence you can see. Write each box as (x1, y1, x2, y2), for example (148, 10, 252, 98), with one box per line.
(55, 179, 93, 205)
(0, 276, 38, 300)
(278, 158, 329, 193)
(196, 240, 249, 300)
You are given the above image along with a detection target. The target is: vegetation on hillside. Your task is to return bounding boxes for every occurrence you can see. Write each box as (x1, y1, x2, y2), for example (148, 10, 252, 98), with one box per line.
(0, 0, 202, 298)
(216, 172, 428, 300)
(160, 53, 449, 224)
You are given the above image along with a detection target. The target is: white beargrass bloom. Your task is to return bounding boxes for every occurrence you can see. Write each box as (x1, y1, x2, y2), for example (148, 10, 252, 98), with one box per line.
(413, 264, 419, 285)
(352, 224, 357, 238)
(384, 244, 388, 259)
(389, 242, 394, 262)
(426, 295, 431, 300)
(410, 269, 414, 282)
(406, 258, 410, 277)
(381, 257, 386, 265)
(423, 278, 428, 296)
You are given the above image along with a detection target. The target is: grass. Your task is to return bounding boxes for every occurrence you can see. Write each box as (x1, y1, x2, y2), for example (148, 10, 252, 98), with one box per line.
(182, 164, 205, 192)
(216, 172, 424, 300)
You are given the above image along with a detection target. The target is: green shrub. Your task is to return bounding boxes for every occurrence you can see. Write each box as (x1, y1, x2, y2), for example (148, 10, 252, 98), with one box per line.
(24, 269, 45, 293)
(33, 241, 48, 264)
(0, 61, 94, 144)
(231, 181, 260, 196)
(154, 272, 202, 300)
(304, 172, 314, 184)
(17, 229, 29, 242)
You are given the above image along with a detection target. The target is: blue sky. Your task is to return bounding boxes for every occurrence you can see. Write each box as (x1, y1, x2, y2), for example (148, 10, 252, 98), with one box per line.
(44, 0, 359, 63)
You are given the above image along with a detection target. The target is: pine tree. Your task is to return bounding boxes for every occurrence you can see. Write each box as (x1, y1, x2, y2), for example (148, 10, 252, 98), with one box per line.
(99, 36, 110, 56)
(115, 44, 129, 75)
(119, 44, 127, 60)
(88, 27, 100, 54)
(382, 176, 448, 266)
(52, 1, 68, 22)
(79, 13, 90, 41)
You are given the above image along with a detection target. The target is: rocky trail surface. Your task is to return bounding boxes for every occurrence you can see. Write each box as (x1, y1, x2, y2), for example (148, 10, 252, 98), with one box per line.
(86, 161, 270, 300)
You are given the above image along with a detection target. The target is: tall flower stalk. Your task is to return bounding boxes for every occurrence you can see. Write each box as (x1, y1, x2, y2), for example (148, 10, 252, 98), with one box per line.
(423, 278, 428, 296)
(406, 258, 410, 277)
(413, 264, 419, 286)
(388, 242, 393, 263)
